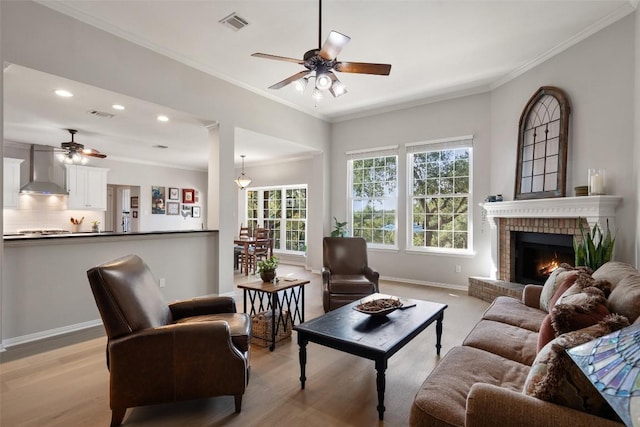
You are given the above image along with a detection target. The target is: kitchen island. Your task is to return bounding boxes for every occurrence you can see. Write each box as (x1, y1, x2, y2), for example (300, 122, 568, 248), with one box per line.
(2, 230, 220, 350)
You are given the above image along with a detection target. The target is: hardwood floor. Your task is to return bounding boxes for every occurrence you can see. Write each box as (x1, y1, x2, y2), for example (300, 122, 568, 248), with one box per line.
(0, 265, 489, 427)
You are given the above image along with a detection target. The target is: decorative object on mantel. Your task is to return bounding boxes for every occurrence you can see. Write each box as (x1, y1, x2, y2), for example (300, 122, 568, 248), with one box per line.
(573, 217, 615, 271)
(234, 155, 252, 190)
(567, 323, 640, 427)
(588, 168, 607, 195)
(515, 86, 571, 200)
(575, 186, 589, 197)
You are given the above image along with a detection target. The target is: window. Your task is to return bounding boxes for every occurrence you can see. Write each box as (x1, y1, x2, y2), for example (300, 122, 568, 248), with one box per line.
(245, 185, 307, 253)
(348, 150, 398, 248)
(408, 137, 472, 252)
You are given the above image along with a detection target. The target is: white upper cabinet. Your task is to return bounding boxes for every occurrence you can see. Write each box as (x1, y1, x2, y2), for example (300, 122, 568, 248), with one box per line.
(4, 158, 24, 209)
(65, 165, 109, 210)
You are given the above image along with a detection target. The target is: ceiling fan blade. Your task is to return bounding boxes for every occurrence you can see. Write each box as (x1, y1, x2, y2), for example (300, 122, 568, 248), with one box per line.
(251, 53, 304, 65)
(334, 61, 392, 76)
(268, 70, 311, 90)
(82, 149, 107, 159)
(319, 31, 350, 61)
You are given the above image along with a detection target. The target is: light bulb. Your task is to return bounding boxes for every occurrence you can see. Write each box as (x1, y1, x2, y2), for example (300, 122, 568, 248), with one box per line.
(72, 153, 81, 163)
(330, 80, 347, 97)
(56, 153, 66, 163)
(295, 77, 308, 93)
(315, 73, 332, 90)
(81, 157, 89, 165)
(312, 88, 324, 101)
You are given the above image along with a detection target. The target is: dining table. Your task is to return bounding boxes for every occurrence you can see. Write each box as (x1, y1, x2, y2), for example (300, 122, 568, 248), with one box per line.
(234, 236, 273, 276)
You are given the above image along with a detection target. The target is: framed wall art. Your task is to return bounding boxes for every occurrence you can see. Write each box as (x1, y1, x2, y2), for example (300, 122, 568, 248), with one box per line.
(151, 186, 166, 214)
(182, 188, 195, 204)
(132, 211, 138, 218)
(168, 187, 179, 200)
(130, 196, 139, 209)
(167, 202, 180, 215)
(514, 86, 571, 200)
(192, 206, 201, 218)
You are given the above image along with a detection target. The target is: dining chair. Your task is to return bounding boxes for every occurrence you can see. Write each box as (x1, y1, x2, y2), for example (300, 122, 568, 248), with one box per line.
(235, 226, 252, 270)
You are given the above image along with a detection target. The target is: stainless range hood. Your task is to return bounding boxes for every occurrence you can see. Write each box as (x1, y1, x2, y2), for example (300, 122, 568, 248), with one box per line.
(19, 145, 69, 196)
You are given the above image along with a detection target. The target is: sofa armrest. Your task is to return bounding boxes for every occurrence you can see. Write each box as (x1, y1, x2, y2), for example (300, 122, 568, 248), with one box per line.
(522, 285, 543, 308)
(364, 266, 380, 291)
(169, 295, 237, 319)
(466, 383, 622, 427)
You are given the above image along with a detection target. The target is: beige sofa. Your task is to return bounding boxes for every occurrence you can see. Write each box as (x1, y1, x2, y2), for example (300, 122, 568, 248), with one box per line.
(410, 262, 640, 427)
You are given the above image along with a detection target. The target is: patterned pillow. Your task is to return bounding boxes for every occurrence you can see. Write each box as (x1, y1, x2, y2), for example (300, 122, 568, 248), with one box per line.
(523, 315, 629, 417)
(540, 267, 577, 312)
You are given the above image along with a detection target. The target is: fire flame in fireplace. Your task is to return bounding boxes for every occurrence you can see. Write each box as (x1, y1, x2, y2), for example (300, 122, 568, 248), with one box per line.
(538, 253, 561, 277)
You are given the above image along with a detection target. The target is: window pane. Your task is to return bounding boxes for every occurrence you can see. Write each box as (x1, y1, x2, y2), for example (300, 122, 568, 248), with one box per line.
(410, 142, 471, 250)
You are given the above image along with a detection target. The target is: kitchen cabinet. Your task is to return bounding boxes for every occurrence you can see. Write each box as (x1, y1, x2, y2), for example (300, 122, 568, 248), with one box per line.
(65, 165, 109, 210)
(4, 158, 24, 209)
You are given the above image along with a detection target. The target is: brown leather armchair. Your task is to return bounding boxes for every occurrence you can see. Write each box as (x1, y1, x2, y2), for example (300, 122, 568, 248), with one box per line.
(87, 254, 251, 426)
(322, 237, 380, 312)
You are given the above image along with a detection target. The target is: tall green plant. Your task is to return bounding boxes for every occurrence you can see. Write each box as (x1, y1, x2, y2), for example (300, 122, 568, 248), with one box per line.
(573, 218, 615, 270)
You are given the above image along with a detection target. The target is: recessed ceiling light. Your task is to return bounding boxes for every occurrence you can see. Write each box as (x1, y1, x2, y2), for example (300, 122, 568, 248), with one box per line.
(54, 89, 73, 98)
(157, 115, 169, 122)
(153, 144, 169, 149)
(112, 104, 125, 110)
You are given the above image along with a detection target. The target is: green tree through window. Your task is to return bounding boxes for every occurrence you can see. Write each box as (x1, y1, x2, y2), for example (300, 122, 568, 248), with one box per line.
(350, 155, 397, 246)
(410, 145, 470, 250)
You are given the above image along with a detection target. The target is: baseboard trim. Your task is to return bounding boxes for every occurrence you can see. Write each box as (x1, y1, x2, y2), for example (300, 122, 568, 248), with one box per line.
(1, 319, 103, 349)
(380, 275, 468, 292)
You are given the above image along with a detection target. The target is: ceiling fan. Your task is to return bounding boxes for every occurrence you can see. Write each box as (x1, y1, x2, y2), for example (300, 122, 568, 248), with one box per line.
(251, 0, 391, 99)
(56, 129, 107, 164)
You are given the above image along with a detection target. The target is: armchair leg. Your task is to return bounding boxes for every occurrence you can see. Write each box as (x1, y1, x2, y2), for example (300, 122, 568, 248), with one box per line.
(110, 408, 126, 426)
(234, 394, 243, 413)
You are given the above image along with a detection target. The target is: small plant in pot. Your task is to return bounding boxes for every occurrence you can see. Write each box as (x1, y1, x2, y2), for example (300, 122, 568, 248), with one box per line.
(257, 256, 279, 283)
(331, 217, 349, 237)
(573, 218, 615, 270)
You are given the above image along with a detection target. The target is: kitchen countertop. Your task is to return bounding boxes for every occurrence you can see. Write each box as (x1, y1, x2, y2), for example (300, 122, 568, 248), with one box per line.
(3, 229, 217, 241)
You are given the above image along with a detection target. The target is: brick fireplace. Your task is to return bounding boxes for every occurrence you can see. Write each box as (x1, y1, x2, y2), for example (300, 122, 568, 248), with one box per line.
(469, 195, 622, 302)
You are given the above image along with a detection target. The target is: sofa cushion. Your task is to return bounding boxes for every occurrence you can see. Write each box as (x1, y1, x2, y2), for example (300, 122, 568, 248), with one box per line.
(329, 274, 376, 294)
(410, 346, 530, 427)
(523, 315, 629, 418)
(540, 267, 579, 312)
(462, 319, 538, 365)
(607, 273, 640, 323)
(482, 296, 547, 332)
(592, 261, 638, 288)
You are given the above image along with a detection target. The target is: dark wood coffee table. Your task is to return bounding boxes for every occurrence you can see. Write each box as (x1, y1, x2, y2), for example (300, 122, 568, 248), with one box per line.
(293, 293, 447, 420)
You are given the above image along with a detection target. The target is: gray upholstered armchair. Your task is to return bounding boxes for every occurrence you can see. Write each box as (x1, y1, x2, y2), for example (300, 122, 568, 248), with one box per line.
(87, 254, 251, 426)
(322, 237, 380, 312)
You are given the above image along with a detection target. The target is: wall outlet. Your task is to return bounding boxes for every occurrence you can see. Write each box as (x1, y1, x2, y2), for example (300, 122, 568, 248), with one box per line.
(159, 278, 166, 288)
(455, 265, 462, 273)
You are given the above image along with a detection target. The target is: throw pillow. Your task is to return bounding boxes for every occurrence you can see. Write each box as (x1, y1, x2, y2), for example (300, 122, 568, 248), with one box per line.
(547, 272, 580, 309)
(537, 314, 555, 353)
(540, 267, 577, 312)
(523, 314, 630, 418)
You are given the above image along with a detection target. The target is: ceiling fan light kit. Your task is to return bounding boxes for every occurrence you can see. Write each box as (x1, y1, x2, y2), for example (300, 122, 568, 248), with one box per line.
(252, 0, 390, 101)
(57, 129, 107, 164)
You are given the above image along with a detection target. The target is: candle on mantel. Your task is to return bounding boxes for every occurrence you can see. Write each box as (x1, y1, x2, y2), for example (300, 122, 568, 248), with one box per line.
(588, 168, 606, 195)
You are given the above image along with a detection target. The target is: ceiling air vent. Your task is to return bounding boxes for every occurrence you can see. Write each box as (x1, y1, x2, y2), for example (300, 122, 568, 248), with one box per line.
(88, 109, 115, 119)
(219, 12, 249, 31)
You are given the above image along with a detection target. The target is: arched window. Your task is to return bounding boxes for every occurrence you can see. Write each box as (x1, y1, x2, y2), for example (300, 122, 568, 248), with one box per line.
(515, 86, 570, 200)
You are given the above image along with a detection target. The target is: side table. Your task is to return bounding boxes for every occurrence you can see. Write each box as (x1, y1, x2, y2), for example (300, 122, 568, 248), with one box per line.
(238, 278, 310, 351)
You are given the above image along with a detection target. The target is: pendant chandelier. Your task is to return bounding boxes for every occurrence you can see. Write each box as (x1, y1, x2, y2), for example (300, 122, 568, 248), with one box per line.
(235, 155, 252, 190)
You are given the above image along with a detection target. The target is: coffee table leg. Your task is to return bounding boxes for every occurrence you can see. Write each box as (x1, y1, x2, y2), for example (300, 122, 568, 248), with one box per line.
(298, 336, 308, 389)
(270, 292, 277, 351)
(375, 358, 387, 420)
(436, 312, 444, 356)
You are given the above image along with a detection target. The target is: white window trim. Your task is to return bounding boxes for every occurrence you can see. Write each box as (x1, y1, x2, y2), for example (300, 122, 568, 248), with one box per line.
(405, 136, 474, 254)
(346, 149, 399, 250)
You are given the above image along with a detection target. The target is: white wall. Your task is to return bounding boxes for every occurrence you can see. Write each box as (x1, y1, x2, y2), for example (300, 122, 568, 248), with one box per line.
(101, 158, 207, 231)
(491, 14, 637, 264)
(2, 232, 218, 345)
(331, 93, 492, 287)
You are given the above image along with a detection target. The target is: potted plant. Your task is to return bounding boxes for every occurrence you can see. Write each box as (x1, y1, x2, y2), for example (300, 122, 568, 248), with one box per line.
(257, 256, 279, 283)
(573, 218, 615, 270)
(331, 217, 349, 237)
(91, 220, 100, 233)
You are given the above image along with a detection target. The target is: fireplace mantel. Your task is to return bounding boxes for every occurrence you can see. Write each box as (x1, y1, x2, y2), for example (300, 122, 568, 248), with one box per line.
(479, 195, 622, 279)
(481, 195, 622, 228)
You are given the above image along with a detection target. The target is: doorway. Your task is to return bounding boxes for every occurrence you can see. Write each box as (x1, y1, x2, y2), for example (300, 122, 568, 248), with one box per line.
(106, 184, 140, 233)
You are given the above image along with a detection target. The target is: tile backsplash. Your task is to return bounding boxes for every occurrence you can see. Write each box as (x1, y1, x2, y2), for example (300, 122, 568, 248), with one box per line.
(3, 194, 104, 233)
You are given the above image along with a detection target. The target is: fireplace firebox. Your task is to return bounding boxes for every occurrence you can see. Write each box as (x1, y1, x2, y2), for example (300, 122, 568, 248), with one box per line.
(513, 232, 575, 285)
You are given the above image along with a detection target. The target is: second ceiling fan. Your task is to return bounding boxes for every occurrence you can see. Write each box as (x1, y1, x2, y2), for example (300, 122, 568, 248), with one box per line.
(252, 0, 391, 99)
